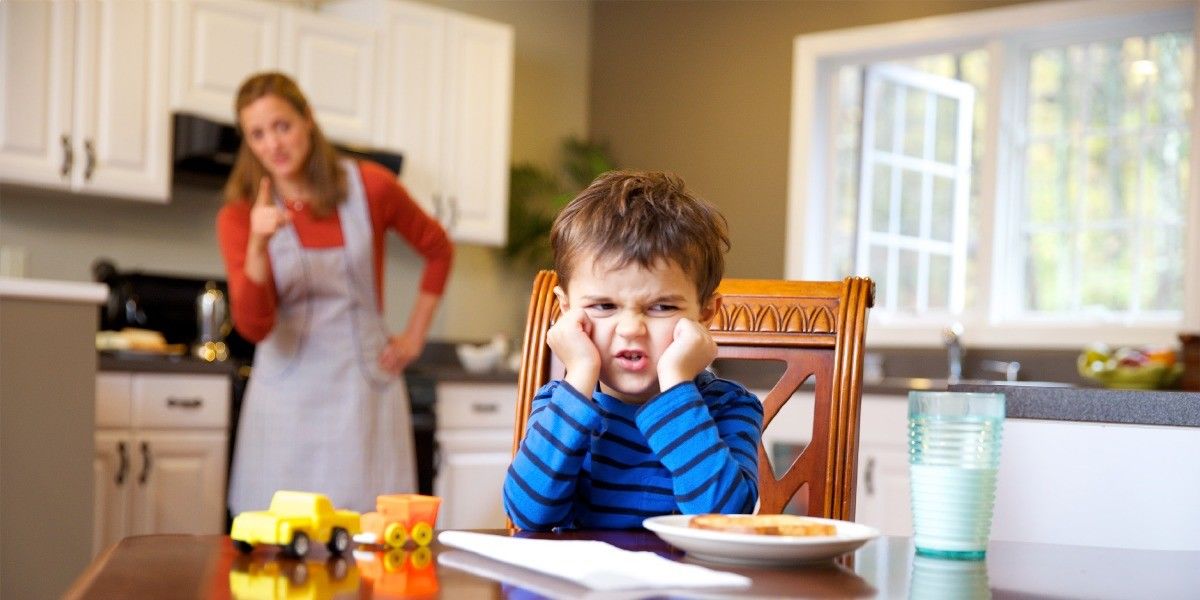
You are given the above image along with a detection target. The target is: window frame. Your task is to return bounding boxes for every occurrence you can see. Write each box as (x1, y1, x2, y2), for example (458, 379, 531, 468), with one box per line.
(786, 0, 1200, 349)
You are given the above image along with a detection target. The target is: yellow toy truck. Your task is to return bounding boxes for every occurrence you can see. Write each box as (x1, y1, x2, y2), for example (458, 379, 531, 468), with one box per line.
(231, 491, 361, 558)
(228, 554, 359, 600)
(357, 494, 441, 548)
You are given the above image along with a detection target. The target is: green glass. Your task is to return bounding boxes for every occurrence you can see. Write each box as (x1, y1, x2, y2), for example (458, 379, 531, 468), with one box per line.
(908, 391, 1005, 560)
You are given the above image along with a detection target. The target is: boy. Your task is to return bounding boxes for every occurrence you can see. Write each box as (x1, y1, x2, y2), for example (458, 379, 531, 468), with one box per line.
(503, 170, 763, 530)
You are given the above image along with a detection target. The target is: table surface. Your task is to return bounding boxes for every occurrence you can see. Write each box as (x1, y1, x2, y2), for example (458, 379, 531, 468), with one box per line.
(66, 530, 1200, 599)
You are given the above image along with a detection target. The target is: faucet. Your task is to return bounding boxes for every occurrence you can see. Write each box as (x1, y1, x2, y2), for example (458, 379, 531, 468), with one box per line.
(943, 322, 964, 383)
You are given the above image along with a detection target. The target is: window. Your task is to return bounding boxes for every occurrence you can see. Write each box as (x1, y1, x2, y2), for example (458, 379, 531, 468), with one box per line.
(788, 0, 1199, 348)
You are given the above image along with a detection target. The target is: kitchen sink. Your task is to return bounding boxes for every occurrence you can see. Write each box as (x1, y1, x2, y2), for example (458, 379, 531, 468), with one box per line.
(871, 376, 1073, 391)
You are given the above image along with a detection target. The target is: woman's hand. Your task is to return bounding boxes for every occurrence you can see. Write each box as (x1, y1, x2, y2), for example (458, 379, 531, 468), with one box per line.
(547, 307, 601, 397)
(249, 177, 289, 244)
(657, 317, 718, 390)
(379, 330, 424, 375)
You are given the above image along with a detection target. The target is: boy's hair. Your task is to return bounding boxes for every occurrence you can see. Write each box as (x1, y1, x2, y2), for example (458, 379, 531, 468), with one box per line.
(551, 170, 730, 301)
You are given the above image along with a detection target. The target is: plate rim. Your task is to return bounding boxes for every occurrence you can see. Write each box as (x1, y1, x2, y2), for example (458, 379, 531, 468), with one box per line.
(648, 511, 883, 549)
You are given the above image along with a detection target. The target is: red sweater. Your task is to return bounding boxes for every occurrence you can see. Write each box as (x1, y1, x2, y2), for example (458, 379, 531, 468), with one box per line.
(216, 160, 453, 342)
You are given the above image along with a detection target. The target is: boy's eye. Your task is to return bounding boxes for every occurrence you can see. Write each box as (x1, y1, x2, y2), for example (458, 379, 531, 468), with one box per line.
(275, 121, 291, 133)
(585, 303, 616, 314)
(649, 304, 679, 314)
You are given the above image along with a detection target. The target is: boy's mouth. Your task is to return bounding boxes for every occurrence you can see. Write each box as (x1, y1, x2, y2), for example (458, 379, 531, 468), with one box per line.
(614, 349, 648, 371)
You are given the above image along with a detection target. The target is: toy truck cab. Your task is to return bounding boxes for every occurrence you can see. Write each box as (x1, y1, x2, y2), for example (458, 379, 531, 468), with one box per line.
(231, 491, 361, 558)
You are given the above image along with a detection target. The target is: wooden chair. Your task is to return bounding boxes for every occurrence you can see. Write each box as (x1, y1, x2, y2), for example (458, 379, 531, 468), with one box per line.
(510, 270, 875, 522)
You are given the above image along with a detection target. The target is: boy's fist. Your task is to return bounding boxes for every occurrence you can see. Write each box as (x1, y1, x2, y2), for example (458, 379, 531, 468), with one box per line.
(657, 318, 718, 390)
(547, 307, 601, 397)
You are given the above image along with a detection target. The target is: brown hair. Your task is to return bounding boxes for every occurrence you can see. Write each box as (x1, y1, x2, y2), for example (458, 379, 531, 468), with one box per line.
(222, 72, 346, 217)
(550, 170, 730, 301)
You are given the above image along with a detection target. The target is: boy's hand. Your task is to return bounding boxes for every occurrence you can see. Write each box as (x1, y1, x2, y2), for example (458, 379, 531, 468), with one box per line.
(657, 318, 718, 390)
(547, 307, 601, 397)
(249, 177, 290, 244)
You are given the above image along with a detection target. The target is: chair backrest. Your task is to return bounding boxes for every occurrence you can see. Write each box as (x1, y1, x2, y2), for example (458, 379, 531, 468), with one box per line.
(510, 270, 874, 521)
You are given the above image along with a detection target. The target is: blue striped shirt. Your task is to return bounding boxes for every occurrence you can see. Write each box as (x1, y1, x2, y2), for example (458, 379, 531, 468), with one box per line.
(504, 370, 762, 531)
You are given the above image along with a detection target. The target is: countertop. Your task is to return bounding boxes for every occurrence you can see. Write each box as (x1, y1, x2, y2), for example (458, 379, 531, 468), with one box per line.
(951, 382, 1200, 428)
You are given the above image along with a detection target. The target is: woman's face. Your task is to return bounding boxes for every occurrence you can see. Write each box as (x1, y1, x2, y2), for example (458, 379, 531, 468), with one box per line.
(238, 94, 313, 182)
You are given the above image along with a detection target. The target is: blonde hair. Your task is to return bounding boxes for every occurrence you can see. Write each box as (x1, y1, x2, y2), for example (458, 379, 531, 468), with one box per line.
(550, 170, 730, 301)
(223, 72, 346, 217)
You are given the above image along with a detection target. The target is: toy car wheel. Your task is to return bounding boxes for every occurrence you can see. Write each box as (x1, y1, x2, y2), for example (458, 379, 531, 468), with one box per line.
(383, 548, 405, 571)
(327, 556, 349, 580)
(285, 531, 310, 558)
(411, 522, 434, 546)
(410, 545, 432, 569)
(384, 522, 407, 547)
(327, 527, 351, 554)
(233, 540, 254, 554)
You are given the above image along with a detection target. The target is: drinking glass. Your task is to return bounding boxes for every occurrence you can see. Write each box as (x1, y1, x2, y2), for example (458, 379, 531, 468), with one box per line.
(908, 391, 1005, 560)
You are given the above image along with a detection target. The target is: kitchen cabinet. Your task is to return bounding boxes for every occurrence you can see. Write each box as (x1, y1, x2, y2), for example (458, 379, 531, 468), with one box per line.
(0, 0, 170, 201)
(170, 0, 382, 146)
(93, 372, 230, 558)
(758, 388, 912, 536)
(433, 381, 516, 529)
(325, 0, 514, 246)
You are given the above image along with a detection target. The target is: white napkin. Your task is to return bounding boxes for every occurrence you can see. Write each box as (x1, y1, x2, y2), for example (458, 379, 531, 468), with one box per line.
(437, 530, 751, 592)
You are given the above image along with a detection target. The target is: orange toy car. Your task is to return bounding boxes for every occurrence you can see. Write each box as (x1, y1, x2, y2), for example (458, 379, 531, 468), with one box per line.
(354, 547, 438, 598)
(357, 494, 442, 548)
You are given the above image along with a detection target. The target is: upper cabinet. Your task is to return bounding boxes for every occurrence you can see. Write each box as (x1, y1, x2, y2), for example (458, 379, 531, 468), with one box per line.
(170, 0, 381, 146)
(326, 0, 514, 246)
(0, 0, 170, 201)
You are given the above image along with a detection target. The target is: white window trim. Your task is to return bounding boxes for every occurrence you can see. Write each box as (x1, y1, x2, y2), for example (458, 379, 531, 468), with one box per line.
(786, 0, 1200, 349)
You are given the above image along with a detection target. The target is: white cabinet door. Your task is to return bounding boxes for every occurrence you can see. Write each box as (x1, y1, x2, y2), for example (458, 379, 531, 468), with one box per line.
(439, 14, 513, 246)
(129, 430, 228, 537)
(279, 9, 381, 146)
(433, 428, 512, 529)
(92, 430, 132, 557)
(170, 0, 279, 123)
(0, 0, 74, 187)
(0, 0, 170, 201)
(855, 395, 912, 536)
(73, 0, 170, 201)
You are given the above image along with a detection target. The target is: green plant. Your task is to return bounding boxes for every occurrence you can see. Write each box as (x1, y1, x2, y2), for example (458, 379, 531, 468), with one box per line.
(502, 137, 617, 269)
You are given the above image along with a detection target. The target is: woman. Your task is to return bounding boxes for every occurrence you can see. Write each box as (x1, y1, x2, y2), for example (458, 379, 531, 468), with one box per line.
(217, 72, 453, 514)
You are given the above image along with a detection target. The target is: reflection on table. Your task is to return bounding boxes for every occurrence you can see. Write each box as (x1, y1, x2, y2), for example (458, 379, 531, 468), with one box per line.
(66, 530, 1200, 599)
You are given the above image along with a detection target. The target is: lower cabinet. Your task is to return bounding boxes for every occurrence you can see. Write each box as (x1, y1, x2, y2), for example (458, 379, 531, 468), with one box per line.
(433, 381, 516, 529)
(93, 372, 231, 558)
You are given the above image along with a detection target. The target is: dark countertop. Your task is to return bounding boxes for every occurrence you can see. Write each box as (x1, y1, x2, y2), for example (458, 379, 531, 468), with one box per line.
(951, 382, 1200, 428)
(98, 351, 241, 376)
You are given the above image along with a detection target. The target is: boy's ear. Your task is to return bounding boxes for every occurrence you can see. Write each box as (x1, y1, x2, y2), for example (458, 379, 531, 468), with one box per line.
(553, 285, 569, 311)
(699, 292, 723, 325)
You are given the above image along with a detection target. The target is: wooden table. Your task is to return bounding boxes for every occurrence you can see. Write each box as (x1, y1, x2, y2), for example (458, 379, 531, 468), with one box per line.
(66, 530, 1200, 599)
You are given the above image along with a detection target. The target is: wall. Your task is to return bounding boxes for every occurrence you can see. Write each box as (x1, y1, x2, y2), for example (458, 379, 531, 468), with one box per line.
(0, 0, 591, 345)
(589, 0, 1037, 280)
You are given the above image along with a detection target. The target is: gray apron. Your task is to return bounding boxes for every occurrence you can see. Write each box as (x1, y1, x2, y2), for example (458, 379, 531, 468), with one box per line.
(228, 159, 416, 514)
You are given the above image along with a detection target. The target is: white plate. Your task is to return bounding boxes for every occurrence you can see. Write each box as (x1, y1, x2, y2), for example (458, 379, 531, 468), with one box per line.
(643, 515, 879, 566)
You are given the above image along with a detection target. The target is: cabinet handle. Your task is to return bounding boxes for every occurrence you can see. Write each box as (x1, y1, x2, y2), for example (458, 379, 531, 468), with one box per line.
(471, 402, 497, 414)
(60, 134, 73, 177)
(115, 441, 128, 486)
(864, 457, 875, 496)
(167, 396, 203, 409)
(447, 196, 458, 231)
(139, 441, 151, 485)
(84, 139, 96, 180)
(432, 193, 444, 223)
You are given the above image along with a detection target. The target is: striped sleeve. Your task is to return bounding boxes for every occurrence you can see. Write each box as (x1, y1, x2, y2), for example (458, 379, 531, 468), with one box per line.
(503, 380, 603, 530)
(634, 378, 762, 515)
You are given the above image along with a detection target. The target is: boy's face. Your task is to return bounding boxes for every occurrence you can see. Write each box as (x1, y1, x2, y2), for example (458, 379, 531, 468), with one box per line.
(556, 255, 720, 404)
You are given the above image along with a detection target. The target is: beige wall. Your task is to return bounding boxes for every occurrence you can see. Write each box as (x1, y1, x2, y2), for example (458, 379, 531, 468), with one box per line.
(590, 0, 1037, 280)
(0, 0, 591, 345)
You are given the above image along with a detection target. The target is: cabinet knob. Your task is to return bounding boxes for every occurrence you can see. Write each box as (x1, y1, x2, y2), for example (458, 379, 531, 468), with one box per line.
(60, 134, 73, 178)
(864, 457, 876, 495)
(471, 402, 498, 414)
(447, 196, 458, 230)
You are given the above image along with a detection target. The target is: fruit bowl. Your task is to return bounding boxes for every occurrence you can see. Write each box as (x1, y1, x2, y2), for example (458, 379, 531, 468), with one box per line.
(1077, 353, 1183, 390)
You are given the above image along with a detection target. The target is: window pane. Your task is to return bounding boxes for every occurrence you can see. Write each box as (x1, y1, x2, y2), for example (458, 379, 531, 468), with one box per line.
(935, 95, 959, 163)
(1024, 231, 1071, 312)
(903, 88, 928, 157)
(1025, 140, 1071, 224)
(1141, 224, 1184, 311)
(898, 248, 919, 312)
(1079, 229, 1131, 311)
(873, 83, 896, 151)
(871, 164, 892, 233)
(929, 252, 951, 311)
(1029, 48, 1067, 136)
(931, 175, 954, 241)
(900, 169, 923, 237)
